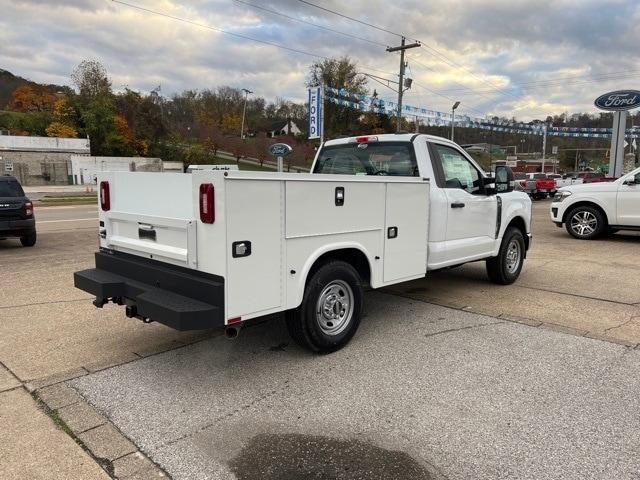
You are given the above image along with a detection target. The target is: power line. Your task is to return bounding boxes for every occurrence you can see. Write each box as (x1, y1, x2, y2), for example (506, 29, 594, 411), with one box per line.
(417, 45, 520, 99)
(407, 54, 497, 105)
(294, 0, 520, 100)
(411, 80, 488, 117)
(437, 71, 640, 94)
(295, 0, 405, 39)
(232, 0, 387, 48)
(111, 0, 394, 75)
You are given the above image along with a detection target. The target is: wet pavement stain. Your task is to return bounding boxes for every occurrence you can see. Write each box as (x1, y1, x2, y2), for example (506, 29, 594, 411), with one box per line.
(229, 433, 433, 480)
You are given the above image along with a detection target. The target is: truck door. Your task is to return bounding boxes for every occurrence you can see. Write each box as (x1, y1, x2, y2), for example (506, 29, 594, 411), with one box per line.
(616, 171, 640, 226)
(429, 143, 498, 261)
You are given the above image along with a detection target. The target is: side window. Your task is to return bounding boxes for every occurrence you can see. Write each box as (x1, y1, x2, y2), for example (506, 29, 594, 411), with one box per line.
(433, 144, 481, 194)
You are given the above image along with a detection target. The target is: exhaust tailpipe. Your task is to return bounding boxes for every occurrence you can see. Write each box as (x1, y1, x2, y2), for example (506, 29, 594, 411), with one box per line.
(225, 325, 241, 339)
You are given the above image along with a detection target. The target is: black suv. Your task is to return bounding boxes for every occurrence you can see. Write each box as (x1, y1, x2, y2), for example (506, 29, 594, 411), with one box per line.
(0, 175, 36, 247)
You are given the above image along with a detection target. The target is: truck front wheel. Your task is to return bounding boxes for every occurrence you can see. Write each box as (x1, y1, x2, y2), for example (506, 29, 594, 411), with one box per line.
(486, 227, 525, 285)
(286, 260, 363, 353)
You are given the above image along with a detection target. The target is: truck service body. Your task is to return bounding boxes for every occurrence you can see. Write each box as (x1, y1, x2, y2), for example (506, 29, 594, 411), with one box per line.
(75, 134, 532, 352)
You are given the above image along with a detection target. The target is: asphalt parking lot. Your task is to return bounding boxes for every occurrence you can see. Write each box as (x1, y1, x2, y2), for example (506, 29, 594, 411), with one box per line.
(1, 201, 640, 479)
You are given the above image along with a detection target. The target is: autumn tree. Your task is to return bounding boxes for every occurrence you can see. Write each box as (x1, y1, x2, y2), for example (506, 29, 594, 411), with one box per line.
(45, 122, 77, 138)
(220, 113, 241, 134)
(72, 60, 112, 99)
(9, 86, 57, 113)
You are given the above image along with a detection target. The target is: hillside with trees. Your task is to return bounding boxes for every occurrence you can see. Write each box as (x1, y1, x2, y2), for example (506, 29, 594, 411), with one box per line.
(1, 58, 636, 172)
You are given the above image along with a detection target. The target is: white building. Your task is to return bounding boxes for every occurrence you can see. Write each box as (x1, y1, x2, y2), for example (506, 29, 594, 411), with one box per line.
(70, 156, 163, 185)
(0, 135, 90, 186)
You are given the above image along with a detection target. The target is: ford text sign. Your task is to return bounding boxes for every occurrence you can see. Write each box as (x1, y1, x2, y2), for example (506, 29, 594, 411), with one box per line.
(308, 86, 322, 140)
(594, 90, 640, 111)
(268, 143, 292, 157)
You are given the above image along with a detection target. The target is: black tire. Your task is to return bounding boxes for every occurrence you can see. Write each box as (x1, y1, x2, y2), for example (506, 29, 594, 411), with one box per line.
(20, 230, 37, 247)
(286, 260, 363, 353)
(565, 206, 605, 240)
(486, 227, 525, 285)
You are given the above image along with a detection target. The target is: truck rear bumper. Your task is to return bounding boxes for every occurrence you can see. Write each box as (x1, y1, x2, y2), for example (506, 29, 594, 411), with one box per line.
(74, 250, 225, 331)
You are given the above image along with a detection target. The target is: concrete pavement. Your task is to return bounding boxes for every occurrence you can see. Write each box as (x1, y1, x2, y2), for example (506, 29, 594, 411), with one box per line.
(71, 292, 640, 480)
(1, 201, 640, 479)
(0, 386, 109, 480)
(385, 200, 640, 346)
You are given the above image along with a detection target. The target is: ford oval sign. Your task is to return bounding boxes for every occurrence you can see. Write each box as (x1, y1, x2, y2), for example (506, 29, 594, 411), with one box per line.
(594, 90, 640, 111)
(268, 143, 293, 156)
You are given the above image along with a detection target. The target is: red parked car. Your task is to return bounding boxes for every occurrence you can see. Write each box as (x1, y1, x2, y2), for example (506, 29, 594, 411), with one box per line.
(577, 172, 617, 183)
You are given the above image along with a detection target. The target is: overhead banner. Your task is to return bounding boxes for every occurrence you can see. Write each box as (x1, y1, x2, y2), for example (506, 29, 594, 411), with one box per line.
(308, 86, 322, 140)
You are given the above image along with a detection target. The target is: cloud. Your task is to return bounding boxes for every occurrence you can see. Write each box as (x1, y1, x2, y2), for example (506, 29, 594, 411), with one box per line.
(1, 0, 639, 120)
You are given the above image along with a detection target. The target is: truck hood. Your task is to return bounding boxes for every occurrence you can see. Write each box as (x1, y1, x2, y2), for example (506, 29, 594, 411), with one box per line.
(559, 181, 619, 194)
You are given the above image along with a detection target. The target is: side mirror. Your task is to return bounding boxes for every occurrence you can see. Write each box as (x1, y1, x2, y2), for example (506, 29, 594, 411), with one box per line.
(494, 165, 514, 193)
(624, 175, 640, 186)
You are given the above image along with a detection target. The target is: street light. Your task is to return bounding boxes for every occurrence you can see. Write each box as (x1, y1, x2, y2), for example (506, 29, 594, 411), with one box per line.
(451, 101, 460, 141)
(240, 88, 253, 139)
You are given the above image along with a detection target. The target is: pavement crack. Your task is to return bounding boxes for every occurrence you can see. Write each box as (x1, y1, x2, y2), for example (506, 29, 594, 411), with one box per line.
(518, 285, 635, 306)
(0, 298, 89, 310)
(158, 382, 292, 450)
(604, 315, 637, 334)
(423, 321, 503, 339)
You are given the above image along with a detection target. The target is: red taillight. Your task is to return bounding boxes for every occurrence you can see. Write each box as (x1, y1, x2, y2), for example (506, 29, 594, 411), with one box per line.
(24, 201, 33, 217)
(199, 183, 214, 224)
(100, 181, 110, 211)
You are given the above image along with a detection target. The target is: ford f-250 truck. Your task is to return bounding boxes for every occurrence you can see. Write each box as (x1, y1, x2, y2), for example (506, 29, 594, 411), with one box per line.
(74, 134, 532, 353)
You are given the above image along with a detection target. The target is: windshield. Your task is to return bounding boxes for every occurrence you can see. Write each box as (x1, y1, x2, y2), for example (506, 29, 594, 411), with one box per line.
(0, 180, 24, 197)
(313, 142, 418, 176)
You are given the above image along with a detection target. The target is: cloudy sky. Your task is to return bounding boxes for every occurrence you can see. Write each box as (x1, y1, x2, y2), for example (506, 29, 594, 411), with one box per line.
(2, 0, 639, 120)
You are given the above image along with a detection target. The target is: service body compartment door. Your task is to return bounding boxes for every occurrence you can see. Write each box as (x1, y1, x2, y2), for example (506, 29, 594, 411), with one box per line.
(285, 180, 385, 238)
(383, 182, 429, 283)
(225, 179, 284, 318)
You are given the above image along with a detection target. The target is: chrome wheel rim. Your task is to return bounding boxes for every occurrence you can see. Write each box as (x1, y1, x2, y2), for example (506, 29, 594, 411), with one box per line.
(505, 239, 521, 274)
(570, 211, 597, 237)
(315, 280, 354, 336)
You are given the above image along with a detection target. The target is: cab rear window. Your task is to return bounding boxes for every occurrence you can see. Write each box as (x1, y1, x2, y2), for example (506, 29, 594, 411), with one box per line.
(0, 180, 24, 197)
(313, 142, 418, 176)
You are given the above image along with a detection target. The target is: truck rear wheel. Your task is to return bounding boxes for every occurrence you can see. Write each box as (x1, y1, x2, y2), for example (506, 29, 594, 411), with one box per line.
(286, 260, 363, 353)
(486, 227, 525, 285)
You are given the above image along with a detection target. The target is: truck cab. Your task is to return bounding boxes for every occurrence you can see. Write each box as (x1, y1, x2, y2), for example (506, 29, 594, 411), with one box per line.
(313, 134, 532, 271)
(74, 133, 531, 353)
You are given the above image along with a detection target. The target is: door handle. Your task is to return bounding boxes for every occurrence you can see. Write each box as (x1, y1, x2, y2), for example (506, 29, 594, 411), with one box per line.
(451, 202, 466, 208)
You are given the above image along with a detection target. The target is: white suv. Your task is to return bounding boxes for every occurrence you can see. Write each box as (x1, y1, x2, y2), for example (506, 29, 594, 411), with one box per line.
(550, 167, 640, 239)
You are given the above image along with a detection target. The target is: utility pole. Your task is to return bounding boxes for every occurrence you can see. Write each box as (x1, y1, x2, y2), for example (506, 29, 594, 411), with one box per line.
(240, 88, 253, 139)
(387, 37, 420, 133)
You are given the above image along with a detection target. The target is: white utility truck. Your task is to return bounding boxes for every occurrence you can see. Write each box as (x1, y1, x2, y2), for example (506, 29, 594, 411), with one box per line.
(550, 166, 640, 239)
(75, 134, 532, 353)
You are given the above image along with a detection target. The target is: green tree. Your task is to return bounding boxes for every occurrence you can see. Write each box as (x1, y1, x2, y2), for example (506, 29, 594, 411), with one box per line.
(306, 57, 368, 139)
